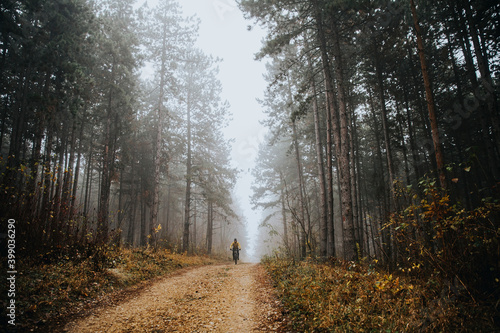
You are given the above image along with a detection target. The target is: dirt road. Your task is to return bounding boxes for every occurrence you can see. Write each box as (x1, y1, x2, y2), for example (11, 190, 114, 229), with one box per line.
(63, 263, 284, 332)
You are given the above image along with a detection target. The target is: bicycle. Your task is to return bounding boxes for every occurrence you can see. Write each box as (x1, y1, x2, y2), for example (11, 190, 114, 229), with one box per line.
(232, 248, 240, 265)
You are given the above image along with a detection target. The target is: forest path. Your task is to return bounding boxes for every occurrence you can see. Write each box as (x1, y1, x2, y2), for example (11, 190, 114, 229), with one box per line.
(64, 263, 283, 332)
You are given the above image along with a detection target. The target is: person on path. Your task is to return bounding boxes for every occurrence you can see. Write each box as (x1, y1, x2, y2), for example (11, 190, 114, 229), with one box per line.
(230, 238, 241, 262)
(230, 238, 241, 251)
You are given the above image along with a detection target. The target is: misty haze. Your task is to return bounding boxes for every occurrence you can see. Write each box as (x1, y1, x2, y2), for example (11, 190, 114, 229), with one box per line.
(1, 0, 499, 331)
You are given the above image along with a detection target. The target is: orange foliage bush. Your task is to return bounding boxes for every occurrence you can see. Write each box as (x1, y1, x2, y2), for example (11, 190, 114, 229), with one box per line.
(263, 257, 498, 332)
(262, 178, 499, 332)
(389, 179, 500, 300)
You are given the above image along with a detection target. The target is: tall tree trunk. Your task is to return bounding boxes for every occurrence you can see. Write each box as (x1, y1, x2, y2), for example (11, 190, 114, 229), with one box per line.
(331, 23, 356, 261)
(52, 115, 67, 228)
(41, 119, 54, 241)
(140, 173, 147, 246)
(83, 135, 93, 218)
(463, 0, 499, 153)
(279, 171, 289, 252)
(61, 114, 77, 228)
(127, 161, 138, 246)
(395, 102, 411, 186)
(374, 53, 396, 210)
(70, 112, 86, 224)
(192, 196, 197, 253)
(349, 99, 363, 257)
(98, 79, 114, 243)
(312, 0, 339, 257)
(115, 166, 125, 246)
(183, 86, 192, 253)
(311, 75, 328, 258)
(410, 0, 446, 189)
(282, 174, 300, 257)
(453, 5, 499, 181)
(29, 72, 50, 220)
(368, 89, 391, 262)
(292, 121, 308, 258)
(165, 184, 171, 243)
(401, 77, 421, 183)
(206, 200, 213, 254)
(405, 41, 434, 174)
(151, 15, 169, 244)
(6, 66, 30, 182)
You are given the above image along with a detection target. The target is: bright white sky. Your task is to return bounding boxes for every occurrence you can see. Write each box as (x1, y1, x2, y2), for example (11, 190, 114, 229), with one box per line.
(140, 0, 268, 258)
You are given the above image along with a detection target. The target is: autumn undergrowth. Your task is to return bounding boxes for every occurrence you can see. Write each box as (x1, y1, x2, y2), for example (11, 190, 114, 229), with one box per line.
(262, 256, 499, 332)
(8, 246, 219, 330)
(263, 183, 500, 331)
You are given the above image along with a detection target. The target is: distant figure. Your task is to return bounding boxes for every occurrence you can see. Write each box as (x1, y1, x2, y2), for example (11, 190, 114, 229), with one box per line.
(230, 238, 241, 264)
(230, 238, 241, 251)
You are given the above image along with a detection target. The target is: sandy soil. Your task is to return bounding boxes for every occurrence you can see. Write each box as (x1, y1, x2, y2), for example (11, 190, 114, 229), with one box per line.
(63, 263, 285, 332)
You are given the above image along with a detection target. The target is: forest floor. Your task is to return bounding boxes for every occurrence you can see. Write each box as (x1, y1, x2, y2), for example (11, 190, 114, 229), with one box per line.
(62, 263, 286, 332)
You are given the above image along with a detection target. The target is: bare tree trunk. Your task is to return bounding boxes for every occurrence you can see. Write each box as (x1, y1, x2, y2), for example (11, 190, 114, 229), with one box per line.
(368, 89, 391, 262)
(331, 23, 356, 261)
(4, 65, 31, 193)
(463, 0, 500, 154)
(165, 185, 171, 243)
(183, 86, 192, 253)
(70, 111, 86, 224)
(312, 0, 339, 257)
(206, 200, 213, 254)
(127, 163, 137, 246)
(192, 197, 197, 253)
(374, 54, 396, 210)
(395, 102, 411, 186)
(411, 0, 446, 189)
(29, 73, 50, 221)
(41, 119, 54, 242)
(310, 67, 328, 258)
(349, 100, 362, 257)
(292, 121, 308, 258)
(83, 135, 93, 218)
(140, 173, 147, 246)
(402, 80, 421, 182)
(282, 174, 300, 258)
(405, 41, 434, 174)
(61, 115, 77, 229)
(151, 15, 169, 245)
(453, 6, 499, 181)
(98, 82, 114, 243)
(52, 114, 68, 229)
(279, 171, 289, 251)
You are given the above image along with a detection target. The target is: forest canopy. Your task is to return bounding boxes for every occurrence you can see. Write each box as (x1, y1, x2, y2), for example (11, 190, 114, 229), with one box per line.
(0, 0, 499, 329)
(0, 0, 499, 303)
(241, 0, 499, 305)
(0, 0, 243, 258)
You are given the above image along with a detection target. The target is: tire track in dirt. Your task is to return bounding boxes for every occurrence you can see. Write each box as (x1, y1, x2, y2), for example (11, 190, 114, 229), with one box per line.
(63, 263, 284, 332)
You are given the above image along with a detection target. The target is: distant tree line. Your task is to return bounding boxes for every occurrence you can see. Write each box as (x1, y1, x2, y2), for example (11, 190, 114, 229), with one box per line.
(243, 0, 499, 276)
(0, 0, 242, 258)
